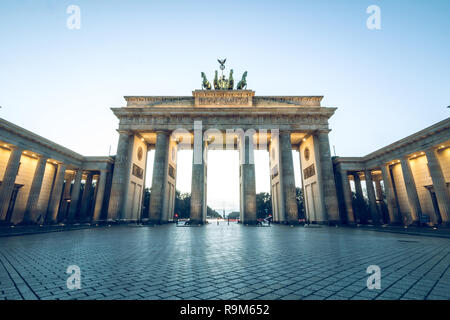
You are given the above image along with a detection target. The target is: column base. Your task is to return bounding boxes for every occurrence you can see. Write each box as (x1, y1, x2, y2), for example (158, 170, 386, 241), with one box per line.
(409, 220, 420, 226)
(438, 221, 450, 228)
(187, 219, 204, 226)
(242, 220, 258, 225)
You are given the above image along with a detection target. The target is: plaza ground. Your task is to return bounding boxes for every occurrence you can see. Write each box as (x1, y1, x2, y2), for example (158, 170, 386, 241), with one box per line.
(0, 223, 449, 300)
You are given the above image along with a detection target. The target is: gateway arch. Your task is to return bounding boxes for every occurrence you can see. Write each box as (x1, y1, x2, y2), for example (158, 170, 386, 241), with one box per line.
(107, 88, 341, 225)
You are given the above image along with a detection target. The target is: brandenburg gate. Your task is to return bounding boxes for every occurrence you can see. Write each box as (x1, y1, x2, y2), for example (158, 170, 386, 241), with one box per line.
(107, 64, 341, 225)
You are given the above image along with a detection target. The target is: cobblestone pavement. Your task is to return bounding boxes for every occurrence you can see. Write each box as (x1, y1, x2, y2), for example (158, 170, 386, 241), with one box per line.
(0, 223, 449, 300)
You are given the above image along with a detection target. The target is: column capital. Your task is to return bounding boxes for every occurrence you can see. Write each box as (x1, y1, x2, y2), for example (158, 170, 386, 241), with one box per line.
(155, 130, 170, 136)
(8, 144, 24, 152)
(36, 154, 49, 161)
(316, 129, 331, 135)
(117, 129, 133, 136)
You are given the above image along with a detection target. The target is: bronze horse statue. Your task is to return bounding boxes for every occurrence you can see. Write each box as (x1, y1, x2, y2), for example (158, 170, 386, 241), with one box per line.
(213, 70, 219, 90)
(236, 71, 247, 90)
(201, 72, 211, 90)
(228, 69, 234, 90)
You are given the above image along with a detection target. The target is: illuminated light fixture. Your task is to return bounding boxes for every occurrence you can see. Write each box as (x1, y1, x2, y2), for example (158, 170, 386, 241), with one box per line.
(141, 138, 144, 142)
(303, 138, 306, 141)
(24, 151, 28, 154)
(3, 144, 7, 147)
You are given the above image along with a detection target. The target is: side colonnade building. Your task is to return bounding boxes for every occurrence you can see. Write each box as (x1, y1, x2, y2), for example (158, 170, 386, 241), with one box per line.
(0, 119, 113, 225)
(333, 118, 450, 227)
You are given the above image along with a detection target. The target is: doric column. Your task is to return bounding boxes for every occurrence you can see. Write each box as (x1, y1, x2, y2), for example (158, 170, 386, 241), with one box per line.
(67, 169, 83, 223)
(400, 157, 421, 225)
(353, 172, 364, 223)
(92, 170, 107, 222)
(23, 155, 48, 224)
(80, 172, 94, 221)
(280, 131, 298, 224)
(316, 130, 340, 223)
(425, 148, 450, 225)
(353, 173, 363, 198)
(340, 169, 355, 225)
(190, 130, 207, 224)
(380, 164, 400, 224)
(108, 131, 133, 220)
(48, 163, 67, 224)
(59, 172, 73, 221)
(374, 178, 383, 200)
(149, 131, 170, 224)
(364, 169, 381, 225)
(239, 132, 257, 224)
(0, 146, 23, 222)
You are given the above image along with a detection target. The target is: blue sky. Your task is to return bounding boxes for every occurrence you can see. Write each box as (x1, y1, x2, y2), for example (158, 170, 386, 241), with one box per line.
(1, 0, 449, 211)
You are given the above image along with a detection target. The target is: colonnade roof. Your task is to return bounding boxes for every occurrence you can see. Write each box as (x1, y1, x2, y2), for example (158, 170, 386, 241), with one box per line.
(0, 118, 113, 170)
(333, 117, 450, 170)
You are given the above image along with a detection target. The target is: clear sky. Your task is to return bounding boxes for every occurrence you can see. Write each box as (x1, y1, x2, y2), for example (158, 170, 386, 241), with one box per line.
(1, 0, 449, 211)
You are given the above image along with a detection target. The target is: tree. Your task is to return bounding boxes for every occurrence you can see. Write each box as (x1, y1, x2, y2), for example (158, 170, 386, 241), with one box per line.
(142, 188, 151, 219)
(173, 191, 222, 218)
(175, 191, 191, 219)
(256, 192, 271, 219)
(296, 187, 305, 220)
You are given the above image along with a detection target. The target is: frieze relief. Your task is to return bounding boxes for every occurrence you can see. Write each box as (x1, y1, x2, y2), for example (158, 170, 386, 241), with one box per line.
(119, 114, 329, 128)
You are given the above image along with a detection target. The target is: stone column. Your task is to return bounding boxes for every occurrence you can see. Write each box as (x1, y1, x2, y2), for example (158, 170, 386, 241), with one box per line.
(23, 155, 48, 224)
(353, 173, 363, 198)
(149, 131, 170, 224)
(380, 164, 400, 224)
(48, 163, 67, 224)
(400, 157, 421, 225)
(240, 133, 257, 224)
(190, 131, 207, 224)
(316, 131, 340, 223)
(0, 146, 23, 222)
(280, 131, 298, 224)
(92, 170, 107, 222)
(340, 169, 355, 225)
(108, 131, 132, 220)
(425, 148, 450, 225)
(364, 169, 381, 225)
(353, 172, 364, 223)
(374, 178, 383, 200)
(67, 169, 83, 223)
(59, 172, 73, 221)
(80, 172, 94, 222)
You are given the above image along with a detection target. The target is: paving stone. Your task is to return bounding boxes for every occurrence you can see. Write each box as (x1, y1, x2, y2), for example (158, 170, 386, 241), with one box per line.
(0, 224, 448, 300)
